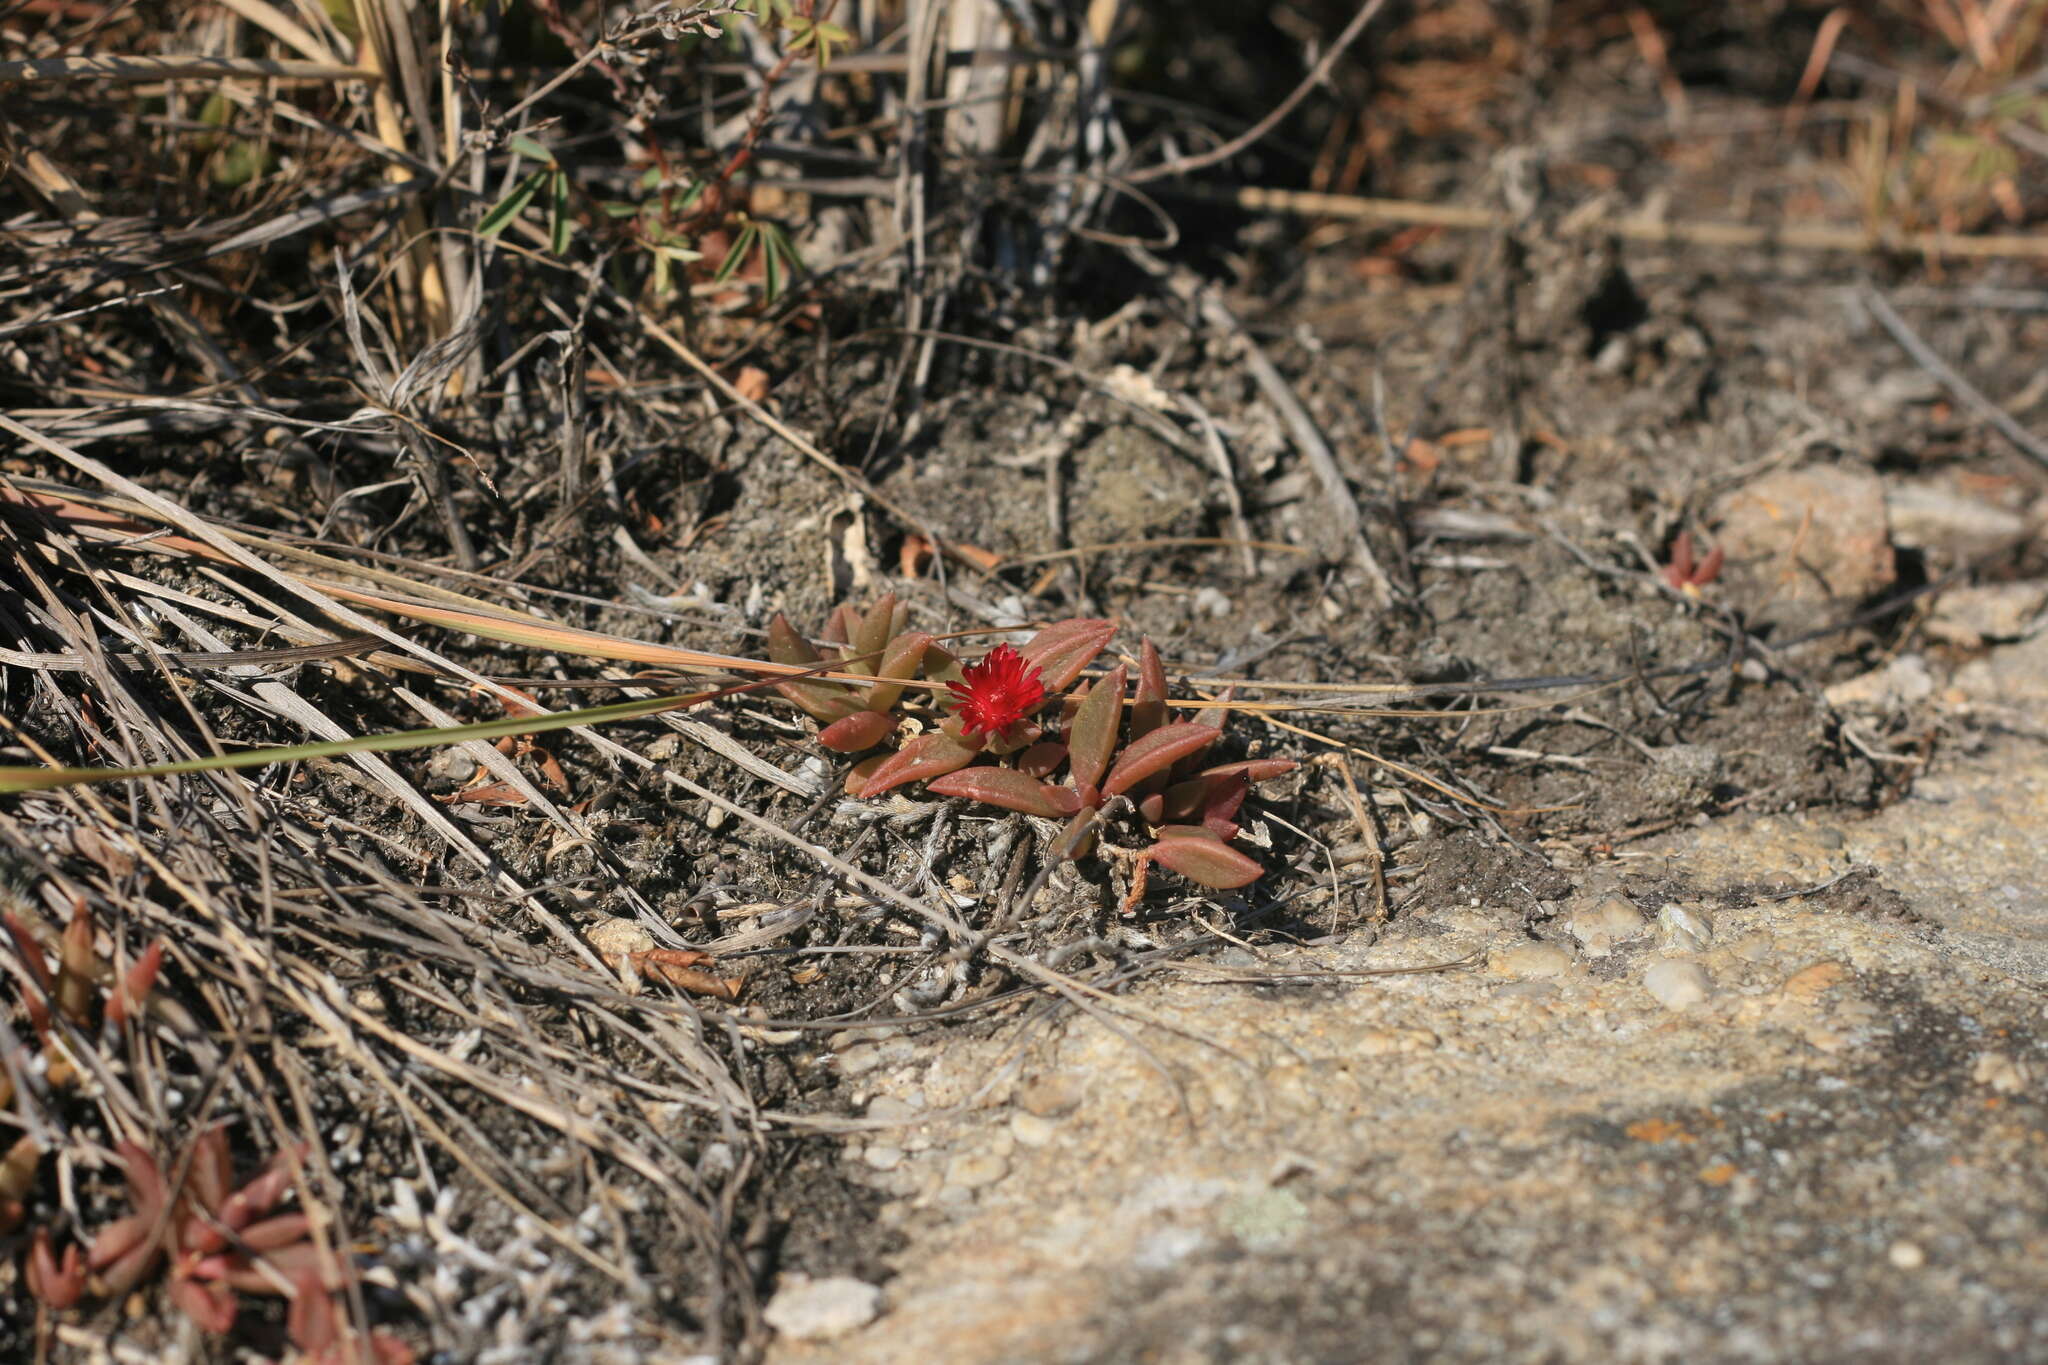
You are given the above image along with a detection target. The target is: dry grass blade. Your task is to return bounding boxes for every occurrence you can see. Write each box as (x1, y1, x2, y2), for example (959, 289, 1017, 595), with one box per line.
(0, 56, 377, 84)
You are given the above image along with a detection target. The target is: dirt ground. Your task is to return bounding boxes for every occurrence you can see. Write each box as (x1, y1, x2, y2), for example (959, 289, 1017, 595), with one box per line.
(2, 1, 2047, 1361)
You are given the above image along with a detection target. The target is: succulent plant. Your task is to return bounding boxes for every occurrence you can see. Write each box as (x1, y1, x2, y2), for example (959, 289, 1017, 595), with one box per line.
(772, 602, 1295, 906)
(2, 900, 161, 1234)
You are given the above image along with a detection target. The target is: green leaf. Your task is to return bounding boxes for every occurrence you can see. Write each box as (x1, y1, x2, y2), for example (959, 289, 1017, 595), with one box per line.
(509, 133, 554, 164)
(479, 170, 549, 239)
(713, 223, 758, 284)
(549, 169, 573, 255)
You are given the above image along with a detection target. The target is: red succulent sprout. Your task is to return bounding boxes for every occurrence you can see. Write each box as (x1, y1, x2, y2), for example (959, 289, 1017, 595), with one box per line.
(945, 643, 1046, 741)
(1660, 529, 1724, 594)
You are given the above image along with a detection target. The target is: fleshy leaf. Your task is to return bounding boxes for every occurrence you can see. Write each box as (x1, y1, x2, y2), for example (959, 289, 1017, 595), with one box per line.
(926, 767, 1082, 817)
(1018, 618, 1117, 692)
(1103, 722, 1220, 796)
(767, 612, 821, 667)
(844, 754, 886, 796)
(858, 732, 979, 797)
(849, 594, 898, 674)
(1016, 741, 1066, 778)
(1132, 638, 1168, 740)
(863, 631, 931, 712)
(775, 679, 860, 724)
(819, 709, 895, 753)
(1067, 663, 1125, 794)
(1147, 834, 1265, 889)
(822, 604, 858, 646)
(1049, 809, 1099, 863)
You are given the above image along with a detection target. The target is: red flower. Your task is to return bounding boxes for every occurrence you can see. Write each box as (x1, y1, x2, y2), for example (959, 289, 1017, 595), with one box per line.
(946, 644, 1045, 739)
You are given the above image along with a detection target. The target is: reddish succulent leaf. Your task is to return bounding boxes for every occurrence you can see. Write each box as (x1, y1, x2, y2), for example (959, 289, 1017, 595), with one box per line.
(850, 594, 899, 671)
(1199, 775, 1249, 840)
(927, 767, 1082, 817)
(288, 1272, 337, 1353)
(767, 612, 822, 668)
(1018, 618, 1117, 692)
(922, 642, 964, 686)
(1147, 835, 1265, 890)
(858, 732, 980, 797)
(1192, 686, 1234, 732)
(1049, 809, 1100, 863)
(171, 1273, 238, 1333)
(1067, 663, 1125, 794)
(1137, 792, 1165, 825)
(774, 679, 860, 724)
(1157, 776, 1206, 824)
(822, 604, 858, 646)
(864, 631, 931, 712)
(106, 940, 162, 1030)
(56, 902, 93, 1026)
(27, 1228, 83, 1308)
(1017, 741, 1067, 778)
(1132, 638, 1168, 740)
(844, 754, 886, 796)
(819, 709, 895, 753)
(1103, 722, 1220, 796)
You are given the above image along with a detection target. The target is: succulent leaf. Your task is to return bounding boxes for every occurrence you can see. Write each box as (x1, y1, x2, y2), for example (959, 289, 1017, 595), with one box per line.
(1018, 618, 1117, 692)
(858, 732, 979, 797)
(1067, 663, 1125, 794)
(1147, 835, 1265, 890)
(1102, 722, 1221, 796)
(926, 767, 1082, 817)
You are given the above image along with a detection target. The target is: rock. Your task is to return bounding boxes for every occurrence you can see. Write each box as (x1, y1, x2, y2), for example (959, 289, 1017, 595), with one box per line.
(1971, 1051, 2033, 1095)
(1488, 943, 1573, 980)
(1888, 1240, 1927, 1270)
(862, 1145, 904, 1172)
(1887, 480, 2029, 565)
(763, 1275, 882, 1340)
(943, 1151, 1010, 1192)
(1712, 464, 1895, 619)
(1657, 902, 1714, 952)
(1925, 582, 2048, 648)
(1641, 745, 1725, 816)
(1015, 1073, 1086, 1118)
(1355, 1027, 1441, 1056)
(1569, 895, 1647, 958)
(1951, 632, 2048, 709)
(585, 917, 655, 957)
(1643, 959, 1712, 1011)
(1826, 654, 1935, 711)
(1009, 1112, 1060, 1148)
(866, 1095, 919, 1123)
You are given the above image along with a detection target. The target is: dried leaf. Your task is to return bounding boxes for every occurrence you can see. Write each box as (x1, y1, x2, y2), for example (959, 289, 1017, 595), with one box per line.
(1147, 835, 1265, 890)
(1103, 722, 1221, 796)
(629, 950, 744, 1000)
(1067, 663, 1124, 795)
(1018, 618, 1117, 692)
(1198, 758, 1296, 783)
(858, 732, 979, 798)
(926, 767, 1082, 817)
(819, 709, 895, 753)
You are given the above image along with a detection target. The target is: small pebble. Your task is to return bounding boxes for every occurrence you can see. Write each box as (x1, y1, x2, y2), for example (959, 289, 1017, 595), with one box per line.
(862, 1145, 904, 1172)
(1010, 1112, 1060, 1148)
(1643, 960, 1712, 1011)
(866, 1095, 919, 1122)
(1888, 1240, 1926, 1270)
(762, 1275, 882, 1340)
(1570, 896, 1646, 958)
(586, 917, 655, 957)
(1972, 1051, 2033, 1095)
(944, 1151, 1010, 1191)
(1489, 943, 1573, 980)
(1355, 1027, 1441, 1057)
(1658, 902, 1714, 952)
(1015, 1073, 1086, 1118)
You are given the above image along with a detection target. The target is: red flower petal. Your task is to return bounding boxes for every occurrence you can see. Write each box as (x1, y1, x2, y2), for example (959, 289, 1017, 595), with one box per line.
(945, 644, 1046, 740)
